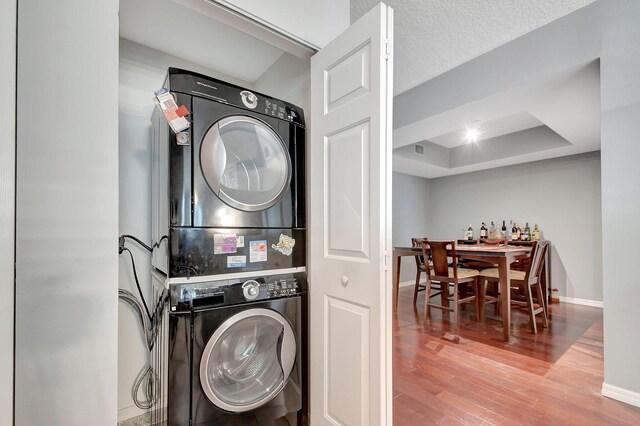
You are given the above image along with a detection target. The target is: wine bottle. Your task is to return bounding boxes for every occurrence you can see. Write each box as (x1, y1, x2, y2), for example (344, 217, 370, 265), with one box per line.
(533, 224, 540, 241)
(501, 220, 507, 238)
(467, 224, 474, 240)
(523, 222, 531, 241)
(480, 222, 487, 238)
(489, 221, 496, 239)
(511, 221, 517, 241)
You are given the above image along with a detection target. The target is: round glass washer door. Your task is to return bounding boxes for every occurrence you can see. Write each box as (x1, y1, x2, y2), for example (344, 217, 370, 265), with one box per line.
(200, 115, 292, 212)
(199, 308, 297, 413)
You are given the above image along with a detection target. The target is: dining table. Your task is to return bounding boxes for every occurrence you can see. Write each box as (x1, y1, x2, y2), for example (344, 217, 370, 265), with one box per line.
(393, 244, 531, 341)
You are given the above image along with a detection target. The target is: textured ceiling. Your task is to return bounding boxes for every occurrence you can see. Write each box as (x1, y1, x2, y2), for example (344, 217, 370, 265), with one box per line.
(351, 0, 596, 95)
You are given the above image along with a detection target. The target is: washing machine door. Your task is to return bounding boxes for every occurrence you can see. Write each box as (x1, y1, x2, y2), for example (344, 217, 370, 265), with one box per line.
(199, 308, 296, 413)
(200, 115, 292, 212)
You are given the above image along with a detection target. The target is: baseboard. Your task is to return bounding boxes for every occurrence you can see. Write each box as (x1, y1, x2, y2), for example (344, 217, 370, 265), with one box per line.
(118, 405, 145, 423)
(557, 295, 603, 308)
(399, 279, 426, 288)
(602, 382, 640, 408)
(401, 284, 604, 308)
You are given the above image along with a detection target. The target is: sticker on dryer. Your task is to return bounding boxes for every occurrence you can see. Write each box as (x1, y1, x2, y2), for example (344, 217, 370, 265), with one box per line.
(249, 240, 268, 262)
(214, 233, 237, 254)
(272, 234, 295, 256)
(227, 255, 246, 268)
(236, 236, 245, 248)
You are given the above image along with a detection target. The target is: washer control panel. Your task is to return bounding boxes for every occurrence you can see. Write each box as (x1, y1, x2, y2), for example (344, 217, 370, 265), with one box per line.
(265, 277, 299, 299)
(240, 276, 299, 301)
(169, 271, 307, 312)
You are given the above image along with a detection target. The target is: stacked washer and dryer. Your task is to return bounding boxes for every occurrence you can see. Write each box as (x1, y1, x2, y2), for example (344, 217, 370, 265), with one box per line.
(151, 68, 307, 425)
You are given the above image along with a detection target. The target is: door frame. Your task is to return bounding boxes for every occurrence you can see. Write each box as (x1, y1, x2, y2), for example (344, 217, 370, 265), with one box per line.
(0, 0, 17, 424)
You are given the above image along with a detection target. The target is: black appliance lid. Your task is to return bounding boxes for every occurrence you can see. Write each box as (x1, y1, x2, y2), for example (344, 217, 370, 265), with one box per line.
(164, 67, 305, 127)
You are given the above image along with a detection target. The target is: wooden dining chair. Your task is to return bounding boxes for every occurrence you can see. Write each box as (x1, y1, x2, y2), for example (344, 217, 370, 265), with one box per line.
(471, 238, 508, 314)
(411, 237, 432, 305)
(421, 240, 480, 328)
(479, 240, 549, 333)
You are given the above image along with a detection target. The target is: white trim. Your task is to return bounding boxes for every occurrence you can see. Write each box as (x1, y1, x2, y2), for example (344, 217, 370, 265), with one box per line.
(0, 2, 16, 425)
(159, 266, 306, 287)
(117, 404, 145, 423)
(399, 279, 425, 288)
(602, 382, 640, 408)
(557, 295, 603, 308)
(174, 0, 316, 58)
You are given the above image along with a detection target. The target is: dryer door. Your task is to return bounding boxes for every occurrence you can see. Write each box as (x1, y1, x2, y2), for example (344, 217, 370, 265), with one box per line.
(199, 308, 296, 413)
(200, 115, 292, 212)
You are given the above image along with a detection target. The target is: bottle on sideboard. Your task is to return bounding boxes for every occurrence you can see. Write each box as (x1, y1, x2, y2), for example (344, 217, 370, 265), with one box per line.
(501, 220, 507, 237)
(533, 224, 541, 241)
(489, 221, 496, 239)
(511, 221, 517, 241)
(480, 222, 487, 238)
(523, 222, 531, 241)
(515, 224, 522, 241)
(507, 220, 513, 240)
(467, 224, 474, 240)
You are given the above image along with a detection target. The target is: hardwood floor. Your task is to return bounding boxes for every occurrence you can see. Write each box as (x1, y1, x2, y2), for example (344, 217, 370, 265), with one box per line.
(393, 286, 640, 425)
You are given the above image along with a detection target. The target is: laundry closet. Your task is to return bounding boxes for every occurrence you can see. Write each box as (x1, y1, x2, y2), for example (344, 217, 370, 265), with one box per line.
(118, 0, 357, 424)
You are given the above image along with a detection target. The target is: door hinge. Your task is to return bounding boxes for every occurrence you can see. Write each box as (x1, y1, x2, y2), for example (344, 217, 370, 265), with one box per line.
(384, 251, 389, 271)
(384, 39, 392, 60)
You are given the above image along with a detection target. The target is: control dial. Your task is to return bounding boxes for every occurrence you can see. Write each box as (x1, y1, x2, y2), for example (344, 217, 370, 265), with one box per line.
(242, 280, 261, 300)
(240, 90, 258, 109)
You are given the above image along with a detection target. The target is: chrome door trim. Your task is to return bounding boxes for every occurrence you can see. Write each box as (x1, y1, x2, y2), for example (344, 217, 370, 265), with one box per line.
(199, 307, 297, 413)
(200, 115, 292, 212)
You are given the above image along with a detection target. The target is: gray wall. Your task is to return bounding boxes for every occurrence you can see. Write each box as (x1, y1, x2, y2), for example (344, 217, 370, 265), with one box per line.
(599, 3, 640, 400)
(118, 38, 251, 420)
(392, 172, 430, 284)
(428, 152, 602, 302)
(0, 0, 16, 424)
(15, 1, 119, 424)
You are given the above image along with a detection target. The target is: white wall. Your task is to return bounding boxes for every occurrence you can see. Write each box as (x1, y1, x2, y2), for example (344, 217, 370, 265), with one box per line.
(392, 172, 430, 284)
(428, 152, 602, 303)
(0, 0, 16, 424)
(15, 1, 119, 424)
(118, 38, 253, 421)
(254, 52, 311, 116)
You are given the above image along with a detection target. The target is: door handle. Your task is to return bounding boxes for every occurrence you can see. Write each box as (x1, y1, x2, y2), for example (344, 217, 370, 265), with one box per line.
(341, 275, 349, 287)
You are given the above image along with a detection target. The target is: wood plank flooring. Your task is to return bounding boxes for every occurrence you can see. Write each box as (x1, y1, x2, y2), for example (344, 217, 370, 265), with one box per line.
(393, 286, 640, 425)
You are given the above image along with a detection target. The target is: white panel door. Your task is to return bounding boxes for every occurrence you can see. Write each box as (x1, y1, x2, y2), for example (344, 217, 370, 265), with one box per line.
(309, 3, 393, 425)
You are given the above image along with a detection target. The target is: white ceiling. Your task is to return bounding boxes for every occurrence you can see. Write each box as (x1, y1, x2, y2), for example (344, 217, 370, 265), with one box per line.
(351, 0, 600, 179)
(119, 0, 285, 83)
(393, 60, 601, 178)
(351, 0, 596, 95)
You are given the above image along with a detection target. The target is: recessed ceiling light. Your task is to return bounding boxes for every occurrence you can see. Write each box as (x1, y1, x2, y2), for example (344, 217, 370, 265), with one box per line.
(464, 121, 483, 144)
(465, 128, 480, 143)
